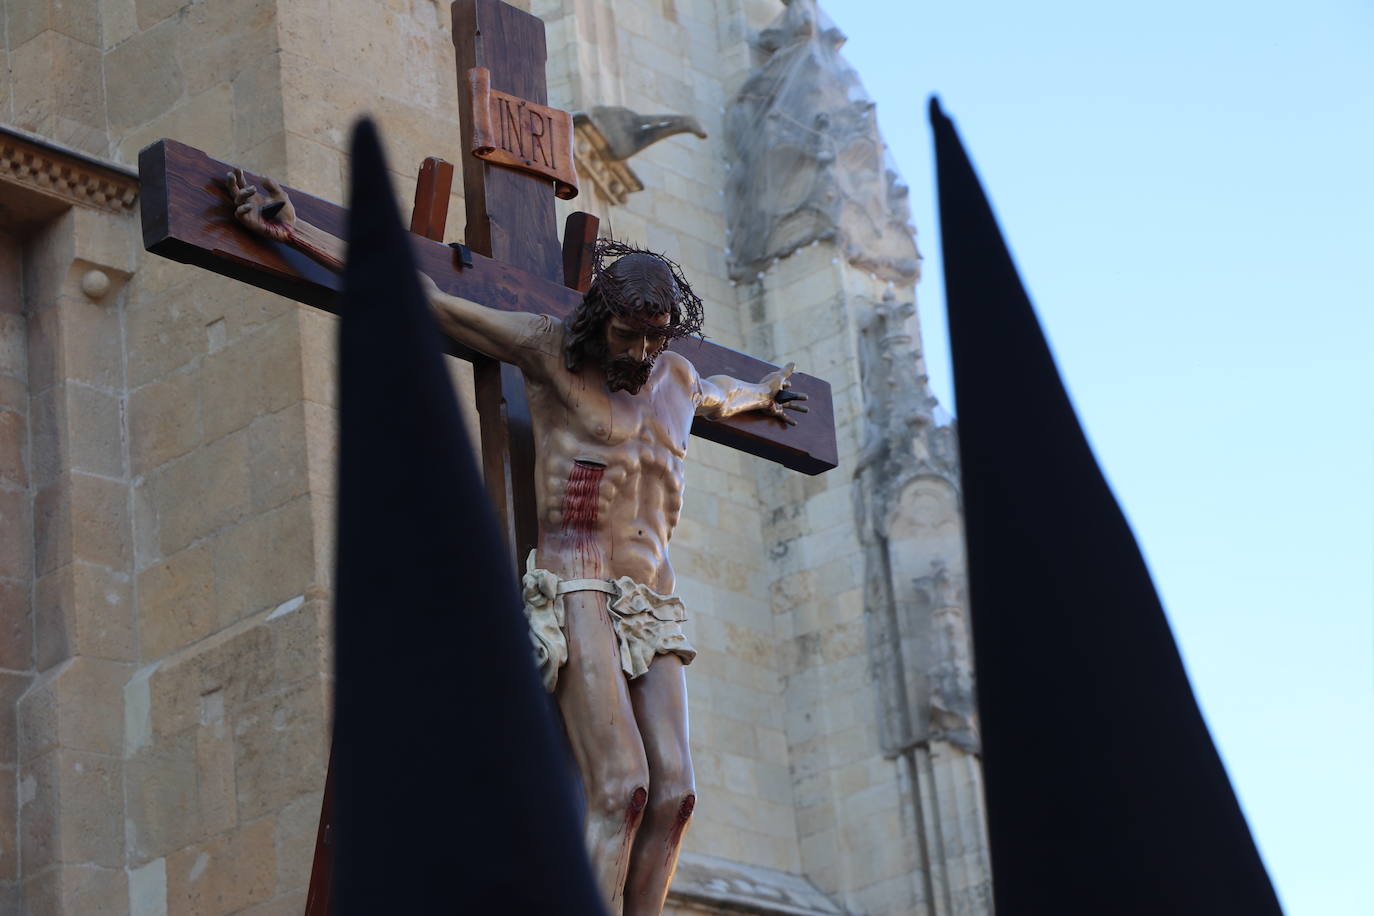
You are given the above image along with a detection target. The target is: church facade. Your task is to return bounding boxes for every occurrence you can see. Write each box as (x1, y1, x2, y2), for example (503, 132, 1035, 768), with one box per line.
(0, 0, 991, 912)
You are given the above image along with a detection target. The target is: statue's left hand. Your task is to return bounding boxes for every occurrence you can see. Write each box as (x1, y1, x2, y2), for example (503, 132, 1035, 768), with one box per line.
(759, 362, 809, 427)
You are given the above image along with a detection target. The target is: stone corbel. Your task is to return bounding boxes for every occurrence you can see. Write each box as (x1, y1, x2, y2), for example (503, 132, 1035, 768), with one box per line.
(572, 107, 706, 206)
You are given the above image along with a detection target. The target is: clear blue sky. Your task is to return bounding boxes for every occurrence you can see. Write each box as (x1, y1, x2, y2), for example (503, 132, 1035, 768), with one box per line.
(829, 2, 1374, 913)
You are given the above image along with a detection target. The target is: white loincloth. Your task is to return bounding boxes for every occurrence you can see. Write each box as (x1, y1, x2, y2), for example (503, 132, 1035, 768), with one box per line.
(521, 551, 697, 692)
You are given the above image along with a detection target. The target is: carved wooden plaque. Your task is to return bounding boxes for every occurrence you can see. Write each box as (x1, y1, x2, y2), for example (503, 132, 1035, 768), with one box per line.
(466, 66, 578, 199)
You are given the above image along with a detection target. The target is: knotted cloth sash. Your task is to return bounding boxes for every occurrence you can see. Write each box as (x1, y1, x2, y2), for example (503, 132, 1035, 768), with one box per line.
(521, 551, 697, 691)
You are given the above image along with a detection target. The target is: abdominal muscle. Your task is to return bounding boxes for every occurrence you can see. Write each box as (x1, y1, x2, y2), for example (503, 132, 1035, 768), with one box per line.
(535, 449, 684, 594)
(525, 352, 692, 595)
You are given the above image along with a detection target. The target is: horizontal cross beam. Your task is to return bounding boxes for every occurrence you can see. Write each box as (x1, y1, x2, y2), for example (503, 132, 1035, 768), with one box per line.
(138, 138, 838, 474)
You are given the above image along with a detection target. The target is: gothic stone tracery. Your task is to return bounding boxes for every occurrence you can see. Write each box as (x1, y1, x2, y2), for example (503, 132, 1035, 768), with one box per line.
(725, 0, 920, 283)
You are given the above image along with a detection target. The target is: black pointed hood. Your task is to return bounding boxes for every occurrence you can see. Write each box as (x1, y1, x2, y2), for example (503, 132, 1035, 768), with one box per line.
(330, 118, 603, 913)
(931, 98, 1281, 914)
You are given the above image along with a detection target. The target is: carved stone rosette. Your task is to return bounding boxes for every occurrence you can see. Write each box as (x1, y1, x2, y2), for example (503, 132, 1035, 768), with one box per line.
(725, 0, 920, 283)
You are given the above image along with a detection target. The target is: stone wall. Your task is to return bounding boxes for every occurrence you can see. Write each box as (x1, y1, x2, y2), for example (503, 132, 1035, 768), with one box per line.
(724, 2, 991, 907)
(0, 0, 989, 912)
(1, 0, 326, 910)
(1, 227, 28, 915)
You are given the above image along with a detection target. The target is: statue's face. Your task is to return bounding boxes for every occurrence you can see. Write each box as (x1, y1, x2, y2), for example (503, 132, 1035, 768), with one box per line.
(602, 311, 669, 394)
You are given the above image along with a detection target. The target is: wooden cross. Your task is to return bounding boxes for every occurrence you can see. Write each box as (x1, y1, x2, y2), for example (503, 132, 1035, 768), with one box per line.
(137, 0, 836, 910)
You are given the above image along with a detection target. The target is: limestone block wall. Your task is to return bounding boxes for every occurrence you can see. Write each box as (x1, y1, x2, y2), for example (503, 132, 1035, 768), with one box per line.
(0, 231, 28, 914)
(885, 484, 992, 916)
(0, 0, 334, 910)
(119, 211, 327, 916)
(0, 0, 991, 912)
(721, 1, 992, 909)
(1, 0, 284, 169)
(739, 249, 925, 914)
(10, 205, 137, 914)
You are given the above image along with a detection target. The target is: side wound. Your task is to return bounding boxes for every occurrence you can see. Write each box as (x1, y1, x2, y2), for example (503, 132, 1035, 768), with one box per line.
(562, 459, 605, 533)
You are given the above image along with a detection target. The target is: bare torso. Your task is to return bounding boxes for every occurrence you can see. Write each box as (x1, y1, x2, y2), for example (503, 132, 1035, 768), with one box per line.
(218, 168, 800, 598)
(525, 320, 697, 592)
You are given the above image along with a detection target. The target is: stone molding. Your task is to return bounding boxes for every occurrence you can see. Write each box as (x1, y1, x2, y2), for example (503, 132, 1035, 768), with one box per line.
(0, 126, 139, 216)
(669, 852, 846, 915)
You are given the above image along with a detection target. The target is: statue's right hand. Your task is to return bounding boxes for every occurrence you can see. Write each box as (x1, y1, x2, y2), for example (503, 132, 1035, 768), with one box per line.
(225, 168, 296, 243)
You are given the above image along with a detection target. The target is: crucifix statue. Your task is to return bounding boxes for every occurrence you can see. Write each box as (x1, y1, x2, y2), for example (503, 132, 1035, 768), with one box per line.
(137, 1, 836, 913)
(225, 174, 807, 909)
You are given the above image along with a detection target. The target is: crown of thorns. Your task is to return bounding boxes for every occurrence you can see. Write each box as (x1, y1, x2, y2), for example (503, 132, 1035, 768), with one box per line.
(589, 239, 705, 341)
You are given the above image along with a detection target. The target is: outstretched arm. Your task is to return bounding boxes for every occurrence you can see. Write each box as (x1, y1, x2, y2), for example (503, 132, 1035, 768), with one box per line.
(225, 168, 555, 375)
(695, 361, 809, 426)
(416, 273, 559, 372)
(226, 169, 345, 271)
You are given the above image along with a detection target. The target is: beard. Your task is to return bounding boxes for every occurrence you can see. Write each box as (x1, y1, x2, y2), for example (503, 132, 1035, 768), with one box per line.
(605, 355, 654, 394)
(568, 325, 658, 394)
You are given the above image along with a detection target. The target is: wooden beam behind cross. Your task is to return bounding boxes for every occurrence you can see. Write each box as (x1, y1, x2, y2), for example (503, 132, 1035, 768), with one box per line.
(136, 1, 837, 910)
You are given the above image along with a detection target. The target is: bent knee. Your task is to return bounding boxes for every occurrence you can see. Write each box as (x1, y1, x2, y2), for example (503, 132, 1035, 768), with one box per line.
(589, 772, 651, 821)
(651, 786, 696, 824)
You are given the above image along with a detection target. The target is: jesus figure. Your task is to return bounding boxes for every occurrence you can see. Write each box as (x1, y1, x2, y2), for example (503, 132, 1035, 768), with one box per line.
(228, 170, 808, 914)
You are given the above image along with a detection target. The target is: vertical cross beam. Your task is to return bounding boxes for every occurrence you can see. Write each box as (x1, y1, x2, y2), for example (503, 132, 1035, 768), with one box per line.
(453, 0, 563, 565)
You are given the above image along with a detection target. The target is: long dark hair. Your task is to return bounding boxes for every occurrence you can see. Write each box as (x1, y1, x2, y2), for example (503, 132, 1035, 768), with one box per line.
(564, 240, 705, 371)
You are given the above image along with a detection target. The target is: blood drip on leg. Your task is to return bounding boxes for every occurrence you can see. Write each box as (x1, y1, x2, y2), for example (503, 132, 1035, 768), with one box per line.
(664, 793, 695, 866)
(624, 786, 648, 834)
(615, 785, 645, 900)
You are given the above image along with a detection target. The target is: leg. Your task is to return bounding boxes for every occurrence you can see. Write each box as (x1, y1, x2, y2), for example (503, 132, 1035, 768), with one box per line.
(623, 654, 695, 916)
(556, 591, 650, 914)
